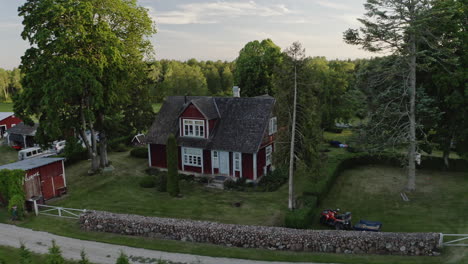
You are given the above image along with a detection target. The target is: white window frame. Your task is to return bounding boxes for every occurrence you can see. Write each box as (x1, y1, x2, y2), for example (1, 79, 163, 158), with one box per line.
(269, 117, 277, 135)
(212, 150, 219, 169)
(233, 152, 242, 171)
(265, 145, 272, 166)
(182, 147, 203, 167)
(183, 119, 205, 138)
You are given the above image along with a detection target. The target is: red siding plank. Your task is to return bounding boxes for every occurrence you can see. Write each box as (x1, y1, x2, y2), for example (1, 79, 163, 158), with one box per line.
(180, 104, 205, 118)
(203, 150, 211, 174)
(0, 115, 22, 129)
(242, 153, 253, 180)
(151, 144, 167, 168)
(257, 147, 266, 177)
(183, 165, 202, 173)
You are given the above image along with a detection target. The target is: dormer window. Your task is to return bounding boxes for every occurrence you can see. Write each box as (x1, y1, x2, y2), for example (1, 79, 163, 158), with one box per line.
(183, 119, 205, 138)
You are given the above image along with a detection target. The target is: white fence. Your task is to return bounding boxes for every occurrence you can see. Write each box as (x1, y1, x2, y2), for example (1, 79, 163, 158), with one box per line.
(440, 234, 468, 247)
(32, 201, 86, 219)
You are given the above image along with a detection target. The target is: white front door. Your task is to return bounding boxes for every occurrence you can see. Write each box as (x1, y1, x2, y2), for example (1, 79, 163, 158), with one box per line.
(219, 151, 230, 175)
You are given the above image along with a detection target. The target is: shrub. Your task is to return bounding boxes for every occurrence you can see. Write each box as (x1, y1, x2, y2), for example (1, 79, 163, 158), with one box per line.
(63, 137, 88, 165)
(114, 143, 128, 152)
(284, 207, 314, 229)
(45, 240, 65, 264)
(257, 166, 288, 192)
(145, 167, 159, 175)
(78, 250, 91, 264)
(115, 251, 129, 264)
(19, 243, 32, 264)
(223, 177, 253, 191)
(108, 135, 132, 152)
(131, 147, 148, 159)
(166, 134, 179, 197)
(139, 175, 156, 188)
(155, 172, 167, 192)
(8, 194, 25, 220)
(179, 174, 195, 182)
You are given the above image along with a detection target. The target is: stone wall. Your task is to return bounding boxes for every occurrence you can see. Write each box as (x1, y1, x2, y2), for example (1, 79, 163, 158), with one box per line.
(79, 210, 441, 256)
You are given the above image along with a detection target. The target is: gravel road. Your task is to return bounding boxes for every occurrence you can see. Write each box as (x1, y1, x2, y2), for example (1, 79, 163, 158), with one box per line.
(0, 223, 328, 264)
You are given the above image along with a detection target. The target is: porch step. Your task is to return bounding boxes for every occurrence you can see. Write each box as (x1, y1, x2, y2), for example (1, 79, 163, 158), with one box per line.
(206, 182, 224, 189)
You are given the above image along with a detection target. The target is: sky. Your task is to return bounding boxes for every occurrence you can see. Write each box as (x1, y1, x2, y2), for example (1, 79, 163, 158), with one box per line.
(0, 0, 374, 70)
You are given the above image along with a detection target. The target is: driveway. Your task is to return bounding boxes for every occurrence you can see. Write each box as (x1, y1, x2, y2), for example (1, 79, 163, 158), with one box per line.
(0, 223, 330, 264)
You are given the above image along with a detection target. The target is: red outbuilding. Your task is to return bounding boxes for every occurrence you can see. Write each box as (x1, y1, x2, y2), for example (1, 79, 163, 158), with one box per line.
(0, 158, 67, 202)
(0, 112, 22, 138)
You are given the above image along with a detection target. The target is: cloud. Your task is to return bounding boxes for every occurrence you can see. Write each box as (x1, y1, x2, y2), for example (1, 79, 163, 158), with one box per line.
(314, 1, 350, 10)
(0, 22, 22, 30)
(148, 1, 293, 25)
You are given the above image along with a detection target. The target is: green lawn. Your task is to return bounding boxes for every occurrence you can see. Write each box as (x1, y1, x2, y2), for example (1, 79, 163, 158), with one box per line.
(51, 151, 287, 226)
(0, 102, 13, 112)
(0, 145, 18, 165)
(315, 164, 468, 234)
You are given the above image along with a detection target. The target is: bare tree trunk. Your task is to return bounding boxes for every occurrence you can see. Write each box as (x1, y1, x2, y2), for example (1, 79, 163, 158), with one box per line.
(407, 32, 417, 192)
(443, 146, 450, 169)
(98, 113, 109, 168)
(89, 122, 100, 173)
(288, 63, 297, 210)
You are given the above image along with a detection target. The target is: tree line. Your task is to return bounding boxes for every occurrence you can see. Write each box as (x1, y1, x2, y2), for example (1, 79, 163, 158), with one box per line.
(0, 68, 21, 102)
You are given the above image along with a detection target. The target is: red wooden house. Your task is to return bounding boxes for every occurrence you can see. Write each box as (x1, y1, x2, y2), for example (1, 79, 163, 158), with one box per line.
(146, 95, 277, 182)
(0, 112, 22, 138)
(0, 158, 67, 201)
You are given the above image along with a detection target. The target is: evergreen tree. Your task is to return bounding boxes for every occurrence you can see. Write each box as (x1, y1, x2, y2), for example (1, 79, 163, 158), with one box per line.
(19, 243, 32, 264)
(78, 250, 91, 264)
(45, 240, 65, 264)
(166, 134, 179, 197)
(115, 251, 129, 264)
(344, 0, 437, 191)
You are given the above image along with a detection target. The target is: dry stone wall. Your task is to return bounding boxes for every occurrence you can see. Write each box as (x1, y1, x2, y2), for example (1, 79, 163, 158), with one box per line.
(80, 210, 441, 256)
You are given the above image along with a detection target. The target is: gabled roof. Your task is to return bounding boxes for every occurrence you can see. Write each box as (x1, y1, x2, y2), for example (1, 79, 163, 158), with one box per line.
(0, 112, 14, 122)
(0, 157, 64, 171)
(147, 96, 275, 153)
(6, 123, 38, 136)
(189, 97, 219, 120)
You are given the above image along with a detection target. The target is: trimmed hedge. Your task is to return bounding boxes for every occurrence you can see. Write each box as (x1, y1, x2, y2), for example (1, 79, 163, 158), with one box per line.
(284, 207, 315, 229)
(309, 152, 468, 205)
(155, 172, 168, 192)
(130, 147, 148, 159)
(139, 175, 156, 188)
(257, 166, 288, 192)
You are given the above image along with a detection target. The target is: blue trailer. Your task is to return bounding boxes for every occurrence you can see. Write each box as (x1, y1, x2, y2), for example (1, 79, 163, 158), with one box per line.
(353, 220, 382, 232)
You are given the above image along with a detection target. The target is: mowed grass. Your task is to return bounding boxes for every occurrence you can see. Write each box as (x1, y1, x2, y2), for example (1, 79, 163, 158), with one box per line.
(0, 145, 18, 165)
(0, 245, 78, 264)
(0, 102, 13, 112)
(315, 164, 468, 234)
(51, 151, 288, 226)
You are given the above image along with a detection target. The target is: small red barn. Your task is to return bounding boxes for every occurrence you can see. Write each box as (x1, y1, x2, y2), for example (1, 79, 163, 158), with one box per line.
(146, 94, 277, 182)
(0, 158, 67, 201)
(0, 112, 22, 138)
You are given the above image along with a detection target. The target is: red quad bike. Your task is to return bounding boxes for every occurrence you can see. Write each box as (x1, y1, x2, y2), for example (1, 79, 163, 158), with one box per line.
(320, 209, 352, 230)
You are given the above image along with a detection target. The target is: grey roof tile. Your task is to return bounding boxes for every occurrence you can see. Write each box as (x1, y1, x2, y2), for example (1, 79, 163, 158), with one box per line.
(147, 96, 275, 153)
(0, 157, 64, 171)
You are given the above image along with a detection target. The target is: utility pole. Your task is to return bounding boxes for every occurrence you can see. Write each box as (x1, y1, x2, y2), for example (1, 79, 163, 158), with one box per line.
(288, 58, 297, 210)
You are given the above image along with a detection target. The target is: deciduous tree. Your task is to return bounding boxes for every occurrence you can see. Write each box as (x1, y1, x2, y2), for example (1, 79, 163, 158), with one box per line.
(16, 0, 155, 173)
(235, 39, 282, 97)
